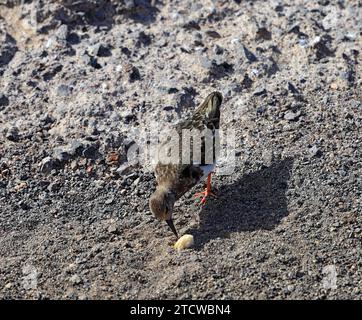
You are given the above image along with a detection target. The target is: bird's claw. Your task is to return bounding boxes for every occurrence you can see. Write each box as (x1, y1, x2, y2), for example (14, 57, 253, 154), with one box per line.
(194, 189, 217, 205)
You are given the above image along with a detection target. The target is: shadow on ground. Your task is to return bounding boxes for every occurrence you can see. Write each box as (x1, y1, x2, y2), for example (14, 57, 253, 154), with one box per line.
(188, 157, 294, 248)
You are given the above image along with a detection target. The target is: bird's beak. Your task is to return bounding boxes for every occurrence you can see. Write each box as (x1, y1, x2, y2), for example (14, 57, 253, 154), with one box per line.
(166, 219, 178, 239)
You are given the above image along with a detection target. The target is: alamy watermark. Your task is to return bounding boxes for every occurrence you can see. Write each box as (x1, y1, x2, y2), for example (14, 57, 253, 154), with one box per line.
(121, 125, 236, 175)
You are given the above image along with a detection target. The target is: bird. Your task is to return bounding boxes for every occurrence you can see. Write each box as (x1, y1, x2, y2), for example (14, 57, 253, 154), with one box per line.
(149, 91, 223, 239)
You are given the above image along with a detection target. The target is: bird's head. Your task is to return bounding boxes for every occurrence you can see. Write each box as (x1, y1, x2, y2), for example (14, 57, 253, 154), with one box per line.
(149, 187, 178, 238)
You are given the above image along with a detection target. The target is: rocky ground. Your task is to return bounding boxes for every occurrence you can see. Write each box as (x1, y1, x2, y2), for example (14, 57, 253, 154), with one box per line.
(0, 0, 361, 299)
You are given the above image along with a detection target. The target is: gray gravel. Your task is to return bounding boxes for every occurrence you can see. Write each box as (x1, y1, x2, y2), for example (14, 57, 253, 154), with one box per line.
(0, 0, 361, 299)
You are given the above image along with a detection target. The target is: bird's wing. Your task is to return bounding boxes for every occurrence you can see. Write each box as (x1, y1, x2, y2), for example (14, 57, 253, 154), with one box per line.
(154, 92, 223, 197)
(174, 91, 222, 166)
(175, 91, 222, 132)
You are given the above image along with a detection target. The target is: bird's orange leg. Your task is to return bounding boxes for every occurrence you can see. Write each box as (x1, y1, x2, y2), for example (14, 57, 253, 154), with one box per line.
(194, 173, 217, 205)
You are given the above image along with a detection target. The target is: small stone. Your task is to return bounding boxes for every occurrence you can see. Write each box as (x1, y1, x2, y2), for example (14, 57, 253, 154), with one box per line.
(0, 94, 9, 108)
(108, 224, 118, 234)
(80, 53, 91, 65)
(105, 196, 114, 205)
(57, 85, 71, 97)
(89, 43, 101, 56)
(242, 45, 257, 63)
(309, 145, 322, 157)
(40, 113, 55, 125)
(183, 20, 200, 31)
(68, 140, 84, 156)
(208, 61, 234, 79)
(45, 36, 56, 49)
(40, 157, 59, 174)
(167, 88, 178, 94)
(330, 82, 339, 90)
(53, 148, 70, 162)
(82, 144, 99, 159)
(117, 163, 132, 175)
(106, 151, 119, 165)
(14, 181, 27, 191)
(287, 82, 299, 94)
(256, 27, 272, 40)
(205, 30, 221, 39)
(213, 45, 224, 55)
(129, 66, 141, 82)
(70, 160, 77, 170)
(4, 283, 13, 289)
(199, 56, 212, 69)
(286, 284, 295, 292)
(78, 158, 87, 166)
(69, 274, 82, 285)
(253, 87, 267, 96)
(90, 43, 111, 57)
(5, 126, 19, 141)
(137, 31, 152, 46)
(47, 182, 60, 192)
(55, 24, 68, 41)
(241, 74, 253, 89)
(284, 110, 301, 121)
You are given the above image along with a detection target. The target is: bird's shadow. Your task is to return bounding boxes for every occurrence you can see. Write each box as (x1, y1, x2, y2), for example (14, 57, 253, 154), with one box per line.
(186, 157, 294, 248)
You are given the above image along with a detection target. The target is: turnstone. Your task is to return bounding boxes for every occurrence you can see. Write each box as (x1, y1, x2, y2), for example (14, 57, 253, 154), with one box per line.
(149, 91, 223, 238)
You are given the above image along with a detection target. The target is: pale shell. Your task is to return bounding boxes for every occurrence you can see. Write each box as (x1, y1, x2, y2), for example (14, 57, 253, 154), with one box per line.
(173, 234, 194, 250)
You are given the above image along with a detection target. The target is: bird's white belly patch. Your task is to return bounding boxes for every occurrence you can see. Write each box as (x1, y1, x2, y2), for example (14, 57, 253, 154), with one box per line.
(200, 164, 214, 180)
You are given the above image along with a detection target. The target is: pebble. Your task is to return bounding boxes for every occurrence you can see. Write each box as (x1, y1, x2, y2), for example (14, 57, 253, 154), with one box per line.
(47, 182, 60, 192)
(55, 24, 68, 41)
(256, 27, 272, 40)
(5, 126, 19, 141)
(213, 45, 224, 55)
(284, 110, 301, 121)
(108, 224, 118, 234)
(69, 274, 82, 285)
(205, 30, 221, 39)
(82, 144, 99, 159)
(0, 94, 9, 108)
(137, 31, 152, 46)
(287, 82, 299, 94)
(105, 196, 114, 205)
(89, 43, 101, 56)
(309, 145, 322, 157)
(117, 163, 131, 175)
(40, 157, 58, 174)
(80, 53, 92, 65)
(53, 148, 70, 162)
(241, 45, 257, 63)
(57, 85, 71, 97)
(132, 177, 140, 186)
(129, 66, 141, 82)
(253, 87, 267, 96)
(68, 140, 84, 156)
(4, 283, 13, 289)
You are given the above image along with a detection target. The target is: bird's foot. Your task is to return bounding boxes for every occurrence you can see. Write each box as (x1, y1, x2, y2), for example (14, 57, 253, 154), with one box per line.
(194, 188, 217, 205)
